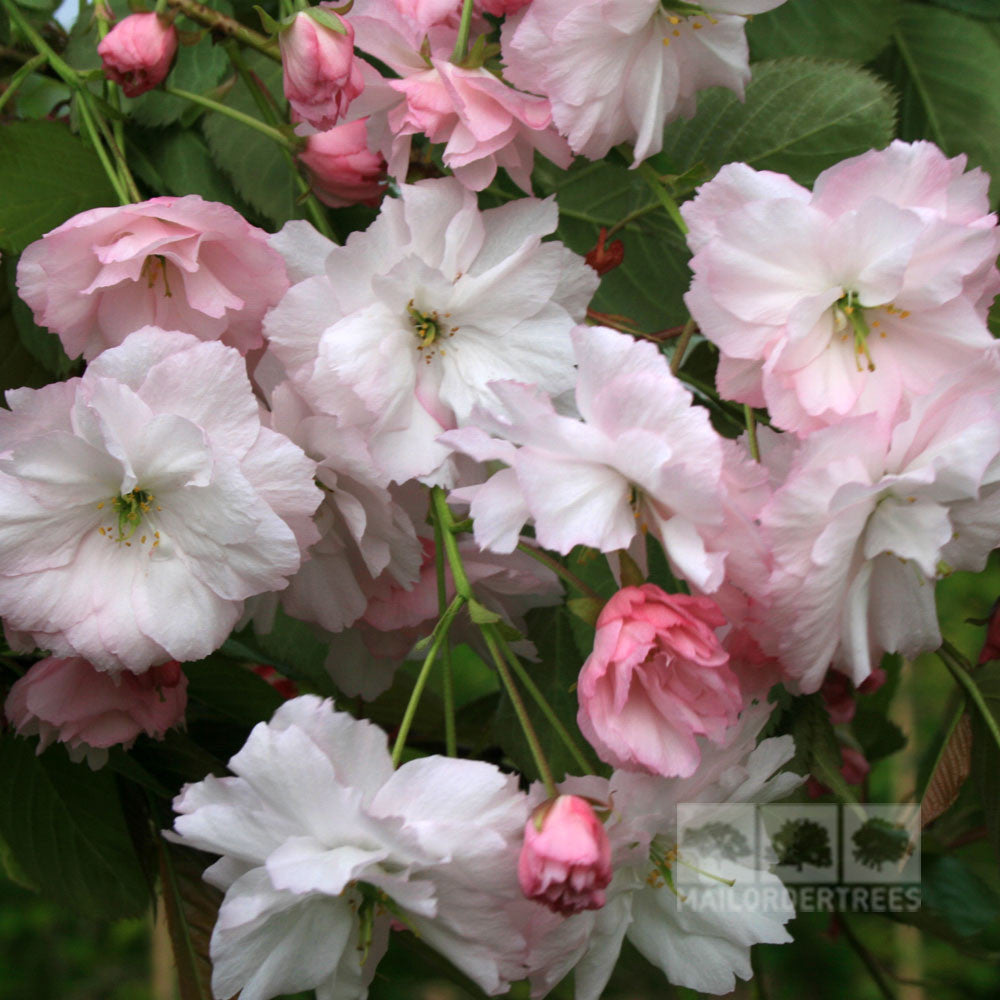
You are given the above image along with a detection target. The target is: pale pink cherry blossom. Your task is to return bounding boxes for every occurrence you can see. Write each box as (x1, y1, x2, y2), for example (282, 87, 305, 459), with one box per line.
(501, 0, 788, 164)
(97, 12, 178, 97)
(682, 144, 1000, 435)
(521, 707, 801, 999)
(762, 361, 1000, 692)
(280, 7, 364, 131)
(518, 794, 612, 916)
(170, 695, 533, 1000)
(577, 585, 744, 779)
(17, 196, 289, 360)
(443, 325, 729, 592)
(0, 328, 322, 674)
(299, 118, 387, 207)
(264, 177, 597, 486)
(386, 58, 572, 193)
(5, 657, 187, 768)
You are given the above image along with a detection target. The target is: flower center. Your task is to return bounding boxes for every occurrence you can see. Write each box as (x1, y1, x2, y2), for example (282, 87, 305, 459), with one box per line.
(140, 254, 173, 297)
(659, 2, 719, 43)
(832, 293, 911, 373)
(96, 488, 163, 549)
(407, 299, 458, 364)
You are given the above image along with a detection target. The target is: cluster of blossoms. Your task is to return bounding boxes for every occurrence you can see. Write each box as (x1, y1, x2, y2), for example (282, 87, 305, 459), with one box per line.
(2, 0, 998, 998)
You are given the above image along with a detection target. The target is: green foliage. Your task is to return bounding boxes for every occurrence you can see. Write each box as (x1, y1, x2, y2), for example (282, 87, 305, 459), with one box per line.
(1, 255, 74, 377)
(968, 661, 1000, 863)
(788, 694, 860, 802)
(0, 120, 117, 254)
(747, 0, 901, 64)
(660, 58, 898, 188)
(0, 260, 52, 394)
(0, 736, 151, 919)
(921, 854, 1000, 937)
(851, 706, 907, 762)
(891, 3, 1000, 200)
(201, 51, 302, 227)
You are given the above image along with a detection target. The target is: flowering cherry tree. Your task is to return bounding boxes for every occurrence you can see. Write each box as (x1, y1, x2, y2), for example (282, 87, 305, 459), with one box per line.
(1, 0, 999, 998)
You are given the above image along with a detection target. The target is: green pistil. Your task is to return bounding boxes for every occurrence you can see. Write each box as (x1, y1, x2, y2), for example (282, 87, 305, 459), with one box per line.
(407, 299, 441, 347)
(837, 292, 876, 373)
(661, 1, 708, 16)
(111, 488, 153, 540)
(141, 254, 173, 297)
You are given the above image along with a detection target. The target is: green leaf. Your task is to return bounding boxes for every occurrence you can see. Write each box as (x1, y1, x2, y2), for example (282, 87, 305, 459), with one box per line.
(532, 157, 691, 334)
(2, 255, 75, 377)
(0, 120, 118, 254)
(922, 0, 1000, 18)
(0, 258, 53, 394)
(788, 695, 859, 802)
(226, 607, 336, 694)
(0, 736, 151, 919)
(493, 607, 599, 783)
(747, 0, 900, 65)
(660, 58, 898, 188)
(184, 656, 284, 728)
(157, 838, 220, 1000)
(851, 706, 907, 762)
(201, 50, 302, 227)
(921, 854, 1000, 937)
(144, 127, 245, 206)
(892, 3, 1000, 201)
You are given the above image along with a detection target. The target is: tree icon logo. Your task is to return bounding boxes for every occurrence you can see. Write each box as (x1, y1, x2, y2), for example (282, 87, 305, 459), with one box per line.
(772, 818, 833, 872)
(851, 817, 912, 872)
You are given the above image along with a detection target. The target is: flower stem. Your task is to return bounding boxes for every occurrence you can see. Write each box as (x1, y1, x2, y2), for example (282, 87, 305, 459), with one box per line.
(163, 84, 300, 149)
(391, 594, 465, 767)
(430, 487, 473, 599)
(165, 0, 281, 61)
(0, 52, 46, 115)
(939, 641, 1000, 753)
(94, 0, 138, 201)
(636, 160, 689, 237)
(451, 0, 476, 63)
(670, 317, 696, 375)
(482, 624, 558, 796)
(432, 498, 458, 757)
(490, 625, 593, 776)
(744, 404, 760, 462)
(516, 543, 603, 603)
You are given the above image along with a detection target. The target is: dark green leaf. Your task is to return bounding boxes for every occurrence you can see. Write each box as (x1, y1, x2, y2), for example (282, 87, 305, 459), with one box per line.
(0, 120, 117, 254)
(0, 259, 54, 393)
(748, 0, 900, 64)
(0, 736, 151, 919)
(968, 661, 1000, 862)
(921, 854, 1000, 936)
(2, 255, 75, 377)
(532, 157, 691, 334)
(183, 656, 284, 728)
(920, 0, 1000, 18)
(660, 58, 898, 189)
(892, 3, 1000, 201)
(852, 706, 907, 762)
(788, 695, 859, 802)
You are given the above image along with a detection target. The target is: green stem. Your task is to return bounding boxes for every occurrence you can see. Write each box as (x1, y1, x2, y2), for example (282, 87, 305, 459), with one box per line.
(431, 487, 473, 599)
(837, 915, 897, 1000)
(1, 0, 131, 203)
(391, 595, 465, 766)
(432, 499, 457, 758)
(223, 42, 336, 241)
(164, 84, 299, 149)
(165, 0, 281, 61)
(491, 626, 593, 776)
(516, 543, 603, 603)
(744, 404, 760, 462)
(670, 317, 696, 375)
(939, 641, 1000, 752)
(451, 0, 476, 63)
(482, 624, 557, 796)
(0, 51, 46, 115)
(636, 160, 689, 237)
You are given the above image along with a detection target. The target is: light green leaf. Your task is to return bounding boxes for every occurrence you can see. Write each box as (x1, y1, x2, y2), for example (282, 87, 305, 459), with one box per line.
(660, 58, 898, 188)
(893, 3, 1000, 201)
(0, 735, 151, 919)
(747, 0, 900, 65)
(0, 120, 117, 254)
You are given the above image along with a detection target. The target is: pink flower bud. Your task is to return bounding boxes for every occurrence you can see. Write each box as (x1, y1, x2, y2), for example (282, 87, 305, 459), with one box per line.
(820, 669, 856, 725)
(97, 13, 178, 98)
(298, 118, 386, 207)
(517, 795, 612, 915)
(4, 657, 187, 769)
(280, 8, 364, 132)
(478, 0, 531, 14)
